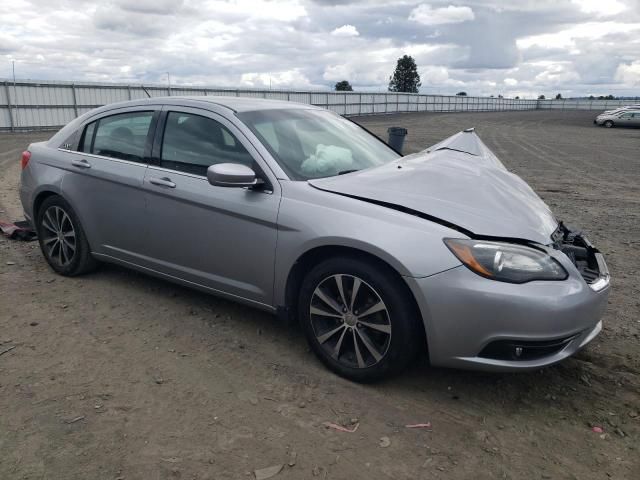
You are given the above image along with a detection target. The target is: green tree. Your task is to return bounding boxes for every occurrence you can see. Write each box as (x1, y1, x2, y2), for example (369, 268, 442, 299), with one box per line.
(334, 80, 353, 91)
(388, 55, 421, 93)
(515, 96, 520, 99)
(538, 94, 546, 100)
(555, 93, 563, 99)
(456, 91, 467, 96)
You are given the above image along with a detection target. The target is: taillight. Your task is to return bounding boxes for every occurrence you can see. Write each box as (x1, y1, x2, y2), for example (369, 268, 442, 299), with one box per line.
(21, 151, 31, 170)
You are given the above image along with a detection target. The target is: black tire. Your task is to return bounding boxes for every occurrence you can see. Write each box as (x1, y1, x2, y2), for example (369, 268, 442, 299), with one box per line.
(604, 120, 614, 128)
(298, 256, 421, 382)
(35, 195, 99, 276)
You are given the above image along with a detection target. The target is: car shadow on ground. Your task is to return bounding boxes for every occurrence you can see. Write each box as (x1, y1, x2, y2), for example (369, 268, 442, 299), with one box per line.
(83, 261, 607, 414)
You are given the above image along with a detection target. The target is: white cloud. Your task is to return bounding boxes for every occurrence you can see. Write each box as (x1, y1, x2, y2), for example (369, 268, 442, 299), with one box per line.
(615, 61, 640, 86)
(241, 68, 316, 88)
(504, 78, 518, 86)
(534, 62, 580, 85)
(420, 66, 449, 85)
(331, 24, 359, 37)
(517, 22, 640, 49)
(571, 0, 627, 17)
(409, 4, 475, 26)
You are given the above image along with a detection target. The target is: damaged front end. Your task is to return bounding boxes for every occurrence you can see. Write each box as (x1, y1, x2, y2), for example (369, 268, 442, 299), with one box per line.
(551, 223, 610, 292)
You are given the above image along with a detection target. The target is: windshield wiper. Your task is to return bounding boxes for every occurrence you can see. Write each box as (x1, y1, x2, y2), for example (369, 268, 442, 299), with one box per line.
(337, 169, 360, 175)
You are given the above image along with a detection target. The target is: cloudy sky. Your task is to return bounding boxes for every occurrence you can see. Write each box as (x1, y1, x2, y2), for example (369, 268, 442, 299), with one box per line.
(1, 0, 640, 97)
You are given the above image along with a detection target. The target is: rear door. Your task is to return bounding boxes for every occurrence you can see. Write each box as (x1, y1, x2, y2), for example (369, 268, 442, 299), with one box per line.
(61, 107, 159, 263)
(141, 107, 280, 306)
(617, 112, 634, 126)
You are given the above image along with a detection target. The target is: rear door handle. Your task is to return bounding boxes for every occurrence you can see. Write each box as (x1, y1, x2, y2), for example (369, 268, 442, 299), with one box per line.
(149, 177, 176, 188)
(71, 159, 91, 169)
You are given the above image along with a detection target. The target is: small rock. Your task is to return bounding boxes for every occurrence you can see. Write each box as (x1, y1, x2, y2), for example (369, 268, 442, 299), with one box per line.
(580, 374, 591, 386)
(6, 261, 15, 265)
(154, 377, 165, 385)
(629, 411, 638, 418)
(288, 451, 297, 467)
(312, 466, 321, 476)
(29, 322, 39, 327)
(253, 465, 282, 480)
(379, 436, 391, 448)
(298, 401, 306, 409)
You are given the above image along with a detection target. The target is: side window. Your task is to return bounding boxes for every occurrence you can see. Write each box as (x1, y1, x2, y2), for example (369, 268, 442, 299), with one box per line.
(160, 112, 253, 176)
(84, 111, 153, 162)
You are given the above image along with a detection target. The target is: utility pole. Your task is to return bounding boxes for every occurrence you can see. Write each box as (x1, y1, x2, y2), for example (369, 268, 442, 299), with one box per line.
(166, 72, 171, 96)
(12, 60, 19, 128)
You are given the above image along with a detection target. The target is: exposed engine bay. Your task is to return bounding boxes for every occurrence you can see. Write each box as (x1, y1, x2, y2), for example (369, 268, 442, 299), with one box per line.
(551, 222, 609, 287)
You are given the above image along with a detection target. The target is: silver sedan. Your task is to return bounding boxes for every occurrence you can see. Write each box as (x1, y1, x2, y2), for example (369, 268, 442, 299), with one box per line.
(19, 97, 610, 381)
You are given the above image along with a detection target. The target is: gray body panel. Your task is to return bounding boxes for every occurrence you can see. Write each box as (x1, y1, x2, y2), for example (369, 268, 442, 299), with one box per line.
(20, 96, 610, 372)
(310, 131, 558, 245)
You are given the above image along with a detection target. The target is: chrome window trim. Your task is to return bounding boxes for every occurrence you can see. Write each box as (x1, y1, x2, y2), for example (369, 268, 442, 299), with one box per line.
(57, 148, 147, 167)
(147, 165, 207, 181)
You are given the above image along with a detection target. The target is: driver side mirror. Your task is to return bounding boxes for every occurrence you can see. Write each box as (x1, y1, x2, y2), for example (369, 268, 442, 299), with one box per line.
(207, 163, 258, 188)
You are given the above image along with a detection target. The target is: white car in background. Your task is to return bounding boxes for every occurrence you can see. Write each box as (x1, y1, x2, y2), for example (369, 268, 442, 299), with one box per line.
(594, 109, 640, 128)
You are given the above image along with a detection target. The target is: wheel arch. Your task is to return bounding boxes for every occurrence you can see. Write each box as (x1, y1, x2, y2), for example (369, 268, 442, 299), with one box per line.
(282, 245, 428, 355)
(33, 189, 61, 219)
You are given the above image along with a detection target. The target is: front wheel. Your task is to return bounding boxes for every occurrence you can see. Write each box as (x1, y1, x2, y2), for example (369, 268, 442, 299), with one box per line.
(36, 195, 98, 276)
(604, 120, 614, 128)
(298, 256, 421, 382)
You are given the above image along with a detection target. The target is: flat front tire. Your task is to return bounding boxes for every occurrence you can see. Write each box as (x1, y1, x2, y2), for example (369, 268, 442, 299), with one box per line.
(298, 256, 421, 382)
(35, 195, 98, 276)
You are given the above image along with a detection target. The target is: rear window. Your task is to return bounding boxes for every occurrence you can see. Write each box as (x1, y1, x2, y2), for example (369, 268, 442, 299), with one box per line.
(80, 111, 153, 163)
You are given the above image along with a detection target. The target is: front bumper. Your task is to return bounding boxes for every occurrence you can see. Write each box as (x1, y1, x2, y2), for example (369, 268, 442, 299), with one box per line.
(406, 241, 610, 371)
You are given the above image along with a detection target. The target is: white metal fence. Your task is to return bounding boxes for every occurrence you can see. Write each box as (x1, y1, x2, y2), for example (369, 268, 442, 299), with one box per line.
(0, 79, 635, 131)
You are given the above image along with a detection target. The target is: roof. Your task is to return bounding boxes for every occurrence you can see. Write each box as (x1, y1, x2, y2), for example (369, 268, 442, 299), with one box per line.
(118, 95, 320, 113)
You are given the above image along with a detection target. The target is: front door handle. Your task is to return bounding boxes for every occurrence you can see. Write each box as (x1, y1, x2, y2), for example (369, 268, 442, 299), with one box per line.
(71, 159, 91, 169)
(149, 177, 176, 188)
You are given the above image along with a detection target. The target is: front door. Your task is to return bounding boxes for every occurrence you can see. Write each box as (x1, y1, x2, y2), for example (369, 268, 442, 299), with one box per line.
(141, 107, 280, 307)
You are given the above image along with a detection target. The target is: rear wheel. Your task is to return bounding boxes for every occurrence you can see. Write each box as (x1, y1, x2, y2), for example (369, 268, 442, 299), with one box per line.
(298, 256, 421, 382)
(604, 120, 614, 128)
(36, 196, 98, 276)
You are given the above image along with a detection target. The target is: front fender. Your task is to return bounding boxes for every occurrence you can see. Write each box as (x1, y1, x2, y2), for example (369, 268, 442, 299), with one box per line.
(273, 182, 463, 306)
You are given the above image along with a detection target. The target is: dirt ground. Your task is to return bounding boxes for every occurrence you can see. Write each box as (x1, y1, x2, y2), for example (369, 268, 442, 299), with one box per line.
(1, 110, 638, 480)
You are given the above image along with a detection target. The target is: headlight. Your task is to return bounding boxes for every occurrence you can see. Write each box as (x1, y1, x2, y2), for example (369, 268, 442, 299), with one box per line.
(444, 238, 568, 283)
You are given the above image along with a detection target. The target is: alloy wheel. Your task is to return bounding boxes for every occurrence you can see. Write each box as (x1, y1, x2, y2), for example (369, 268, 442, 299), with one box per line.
(40, 206, 77, 267)
(310, 274, 392, 369)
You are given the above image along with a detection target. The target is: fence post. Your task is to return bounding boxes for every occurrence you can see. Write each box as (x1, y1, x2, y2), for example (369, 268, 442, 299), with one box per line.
(4, 81, 15, 132)
(127, 85, 132, 100)
(71, 84, 79, 118)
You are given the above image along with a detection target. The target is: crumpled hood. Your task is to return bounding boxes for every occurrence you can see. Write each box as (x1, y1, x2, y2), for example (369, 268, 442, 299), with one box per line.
(309, 129, 558, 245)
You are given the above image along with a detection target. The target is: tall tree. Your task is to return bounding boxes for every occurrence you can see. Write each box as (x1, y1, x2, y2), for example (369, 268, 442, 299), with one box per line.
(555, 93, 563, 99)
(334, 80, 353, 91)
(388, 55, 421, 93)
